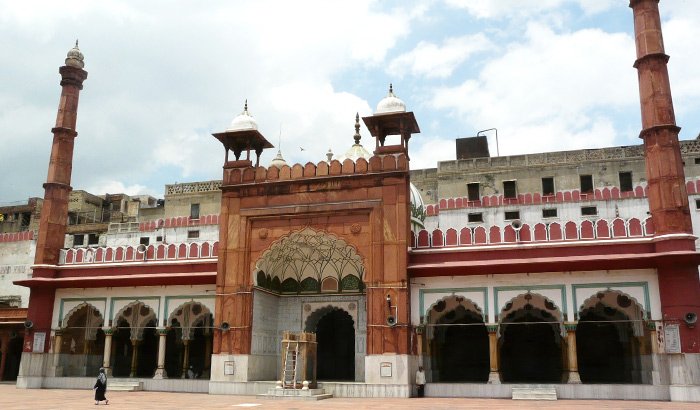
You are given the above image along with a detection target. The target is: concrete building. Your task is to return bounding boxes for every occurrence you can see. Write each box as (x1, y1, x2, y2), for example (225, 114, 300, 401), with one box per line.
(4, 0, 700, 402)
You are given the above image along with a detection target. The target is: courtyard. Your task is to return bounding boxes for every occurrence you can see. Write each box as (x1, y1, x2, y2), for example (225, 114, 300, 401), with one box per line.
(0, 383, 697, 410)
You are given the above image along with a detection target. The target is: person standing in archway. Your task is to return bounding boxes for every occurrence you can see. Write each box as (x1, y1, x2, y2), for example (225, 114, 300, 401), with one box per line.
(415, 366, 426, 397)
(93, 367, 109, 405)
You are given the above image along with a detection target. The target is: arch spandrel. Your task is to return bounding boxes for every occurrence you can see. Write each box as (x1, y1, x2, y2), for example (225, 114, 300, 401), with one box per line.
(426, 296, 484, 325)
(114, 301, 157, 340)
(167, 301, 213, 340)
(253, 227, 366, 294)
(62, 302, 105, 341)
(499, 292, 565, 336)
(579, 290, 646, 336)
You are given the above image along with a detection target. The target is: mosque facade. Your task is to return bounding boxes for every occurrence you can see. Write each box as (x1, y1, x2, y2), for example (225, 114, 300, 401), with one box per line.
(3, 0, 700, 402)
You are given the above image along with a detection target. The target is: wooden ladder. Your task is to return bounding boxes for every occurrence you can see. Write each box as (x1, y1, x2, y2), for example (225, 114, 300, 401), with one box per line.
(282, 341, 299, 389)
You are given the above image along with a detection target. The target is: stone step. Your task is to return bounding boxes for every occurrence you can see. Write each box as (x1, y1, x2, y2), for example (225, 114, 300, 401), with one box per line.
(261, 388, 333, 401)
(512, 387, 557, 400)
(109, 381, 143, 392)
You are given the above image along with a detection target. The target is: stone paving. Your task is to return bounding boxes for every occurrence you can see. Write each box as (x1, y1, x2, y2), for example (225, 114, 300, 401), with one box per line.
(0, 384, 697, 410)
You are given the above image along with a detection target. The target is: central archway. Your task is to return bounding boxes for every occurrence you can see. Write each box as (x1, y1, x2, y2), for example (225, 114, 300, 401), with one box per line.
(307, 307, 355, 381)
(577, 290, 645, 383)
(499, 293, 563, 383)
(426, 297, 489, 382)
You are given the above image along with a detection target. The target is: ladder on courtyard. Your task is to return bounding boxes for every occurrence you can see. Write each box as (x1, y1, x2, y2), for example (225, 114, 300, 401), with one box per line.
(282, 341, 299, 389)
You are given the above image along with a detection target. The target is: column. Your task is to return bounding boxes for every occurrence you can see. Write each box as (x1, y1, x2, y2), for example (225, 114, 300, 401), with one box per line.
(487, 325, 500, 384)
(153, 328, 168, 379)
(102, 328, 113, 376)
(649, 322, 659, 354)
(181, 339, 190, 378)
(130, 339, 140, 377)
(565, 323, 581, 383)
(52, 331, 63, 376)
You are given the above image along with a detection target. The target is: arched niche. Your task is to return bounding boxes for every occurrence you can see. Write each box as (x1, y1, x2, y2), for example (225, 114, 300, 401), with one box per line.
(425, 296, 488, 382)
(498, 293, 564, 383)
(254, 227, 365, 295)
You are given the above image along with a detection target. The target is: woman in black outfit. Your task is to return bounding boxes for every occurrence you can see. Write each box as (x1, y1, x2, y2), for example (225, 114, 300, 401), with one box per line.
(93, 367, 109, 405)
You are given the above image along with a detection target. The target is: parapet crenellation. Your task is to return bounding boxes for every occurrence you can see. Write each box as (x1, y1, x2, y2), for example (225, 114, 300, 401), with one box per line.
(223, 153, 409, 186)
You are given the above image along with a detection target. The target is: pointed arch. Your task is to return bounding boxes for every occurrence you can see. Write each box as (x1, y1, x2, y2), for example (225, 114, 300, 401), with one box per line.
(114, 301, 157, 340)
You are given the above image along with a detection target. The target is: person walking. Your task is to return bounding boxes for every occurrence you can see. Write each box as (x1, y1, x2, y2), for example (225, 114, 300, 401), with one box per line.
(415, 366, 426, 398)
(93, 367, 109, 405)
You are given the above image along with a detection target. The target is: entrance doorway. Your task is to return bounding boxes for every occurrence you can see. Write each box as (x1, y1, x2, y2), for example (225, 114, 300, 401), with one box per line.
(315, 309, 355, 381)
(577, 291, 644, 383)
(499, 294, 563, 383)
(427, 298, 489, 382)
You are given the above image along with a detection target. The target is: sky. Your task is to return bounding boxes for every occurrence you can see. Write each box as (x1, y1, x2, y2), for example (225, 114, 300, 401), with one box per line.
(1, 0, 699, 203)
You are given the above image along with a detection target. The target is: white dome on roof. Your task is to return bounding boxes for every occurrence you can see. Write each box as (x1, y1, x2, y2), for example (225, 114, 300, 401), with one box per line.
(410, 183, 426, 231)
(270, 149, 287, 169)
(227, 100, 258, 131)
(375, 84, 406, 114)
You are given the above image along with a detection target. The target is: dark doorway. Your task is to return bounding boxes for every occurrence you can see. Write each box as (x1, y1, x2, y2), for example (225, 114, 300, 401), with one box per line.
(577, 308, 639, 383)
(500, 311, 563, 383)
(430, 306, 489, 382)
(111, 320, 132, 377)
(2, 334, 23, 381)
(316, 309, 354, 381)
(135, 319, 158, 377)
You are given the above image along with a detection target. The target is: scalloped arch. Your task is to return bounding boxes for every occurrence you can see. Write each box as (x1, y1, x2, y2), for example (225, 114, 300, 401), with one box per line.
(114, 301, 157, 340)
(499, 292, 564, 324)
(426, 295, 484, 324)
(167, 301, 213, 340)
(578, 289, 645, 321)
(254, 227, 365, 287)
(304, 305, 356, 332)
(62, 302, 104, 328)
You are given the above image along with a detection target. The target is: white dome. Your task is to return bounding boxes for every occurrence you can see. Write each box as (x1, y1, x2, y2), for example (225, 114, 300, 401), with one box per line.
(336, 143, 371, 162)
(65, 40, 85, 69)
(270, 150, 287, 169)
(410, 183, 426, 230)
(227, 101, 258, 131)
(375, 84, 406, 114)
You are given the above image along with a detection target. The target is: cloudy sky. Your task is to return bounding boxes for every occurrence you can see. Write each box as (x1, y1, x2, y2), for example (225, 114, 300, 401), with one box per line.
(1, 0, 699, 202)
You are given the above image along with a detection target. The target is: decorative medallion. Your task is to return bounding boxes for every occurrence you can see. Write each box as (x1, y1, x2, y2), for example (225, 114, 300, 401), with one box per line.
(455, 296, 464, 303)
(350, 224, 361, 234)
(304, 304, 311, 312)
(524, 293, 533, 301)
(617, 294, 632, 308)
(348, 302, 356, 311)
(259, 228, 269, 239)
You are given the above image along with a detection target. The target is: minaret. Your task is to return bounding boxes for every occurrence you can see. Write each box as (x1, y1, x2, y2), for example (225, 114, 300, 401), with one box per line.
(630, 0, 691, 235)
(34, 41, 88, 265)
(630, 0, 700, 354)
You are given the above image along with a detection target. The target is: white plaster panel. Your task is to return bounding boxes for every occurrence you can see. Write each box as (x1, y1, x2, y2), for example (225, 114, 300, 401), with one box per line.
(420, 290, 486, 319)
(52, 284, 214, 330)
(574, 284, 647, 315)
(165, 296, 215, 321)
(410, 269, 661, 325)
(60, 299, 107, 325)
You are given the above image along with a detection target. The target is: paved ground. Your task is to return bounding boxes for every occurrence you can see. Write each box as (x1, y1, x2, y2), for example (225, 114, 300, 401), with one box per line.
(0, 384, 697, 410)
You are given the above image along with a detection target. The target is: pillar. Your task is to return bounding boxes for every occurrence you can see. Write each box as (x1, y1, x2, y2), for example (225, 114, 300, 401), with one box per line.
(129, 340, 140, 377)
(565, 323, 581, 383)
(153, 328, 167, 379)
(487, 325, 500, 384)
(102, 328, 113, 376)
(649, 322, 660, 354)
(52, 331, 63, 376)
(181, 339, 191, 378)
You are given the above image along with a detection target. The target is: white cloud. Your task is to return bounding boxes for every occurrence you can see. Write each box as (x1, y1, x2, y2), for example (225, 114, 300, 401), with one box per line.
(431, 23, 636, 155)
(444, 0, 616, 19)
(84, 180, 152, 197)
(387, 34, 493, 79)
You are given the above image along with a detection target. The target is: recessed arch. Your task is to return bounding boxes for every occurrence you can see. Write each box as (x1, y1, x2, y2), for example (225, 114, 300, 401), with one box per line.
(254, 227, 365, 294)
(499, 293, 564, 383)
(304, 306, 355, 381)
(425, 295, 489, 382)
